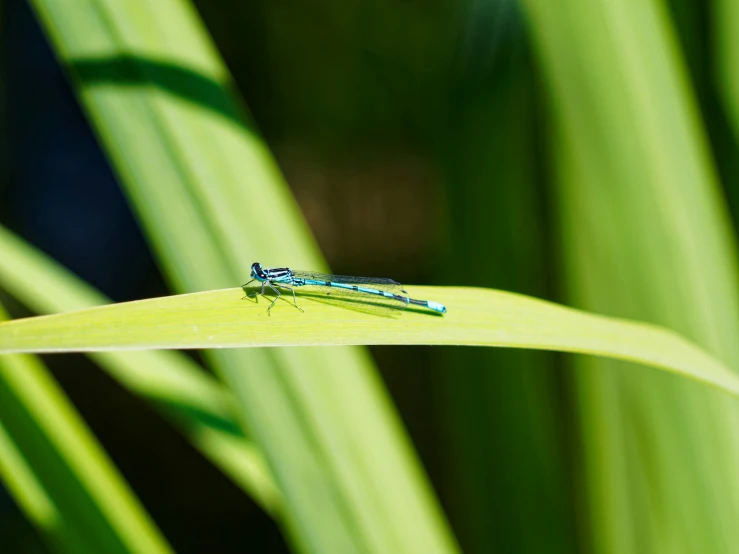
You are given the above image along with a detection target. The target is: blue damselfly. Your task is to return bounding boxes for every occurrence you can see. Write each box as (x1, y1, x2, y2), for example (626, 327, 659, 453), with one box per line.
(242, 262, 447, 316)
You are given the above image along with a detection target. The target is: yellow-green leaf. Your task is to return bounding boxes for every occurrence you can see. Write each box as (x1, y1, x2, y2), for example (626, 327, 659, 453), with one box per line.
(1, 287, 738, 400)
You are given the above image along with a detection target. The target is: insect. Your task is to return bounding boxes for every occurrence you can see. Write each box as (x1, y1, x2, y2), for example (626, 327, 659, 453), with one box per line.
(241, 262, 447, 316)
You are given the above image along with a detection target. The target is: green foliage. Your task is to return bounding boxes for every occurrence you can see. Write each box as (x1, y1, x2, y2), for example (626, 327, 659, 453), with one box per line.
(3, 0, 739, 552)
(522, 0, 739, 551)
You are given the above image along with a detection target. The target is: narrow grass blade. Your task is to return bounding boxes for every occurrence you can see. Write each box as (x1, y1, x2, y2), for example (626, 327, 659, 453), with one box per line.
(714, 0, 739, 219)
(0, 419, 63, 550)
(716, 0, 739, 151)
(1, 288, 738, 401)
(0, 304, 173, 554)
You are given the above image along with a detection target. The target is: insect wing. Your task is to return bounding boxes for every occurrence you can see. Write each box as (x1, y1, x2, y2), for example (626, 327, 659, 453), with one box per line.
(291, 271, 408, 316)
(291, 271, 406, 294)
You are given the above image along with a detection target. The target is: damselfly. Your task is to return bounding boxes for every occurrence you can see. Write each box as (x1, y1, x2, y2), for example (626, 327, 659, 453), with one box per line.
(241, 262, 447, 316)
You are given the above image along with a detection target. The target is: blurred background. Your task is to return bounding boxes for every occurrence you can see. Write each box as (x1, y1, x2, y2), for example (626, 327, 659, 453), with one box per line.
(3, 0, 739, 552)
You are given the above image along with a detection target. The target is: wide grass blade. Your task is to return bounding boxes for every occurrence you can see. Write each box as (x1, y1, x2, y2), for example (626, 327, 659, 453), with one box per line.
(521, 0, 739, 551)
(1, 288, 739, 401)
(28, 0, 458, 552)
(0, 303, 172, 554)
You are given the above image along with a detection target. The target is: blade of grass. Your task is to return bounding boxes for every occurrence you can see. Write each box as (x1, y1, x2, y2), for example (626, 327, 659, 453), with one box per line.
(0, 420, 62, 550)
(1, 288, 739, 400)
(716, 0, 739, 148)
(0, 303, 173, 554)
(521, 0, 739, 551)
(714, 0, 739, 221)
(28, 0, 459, 552)
(0, 223, 280, 515)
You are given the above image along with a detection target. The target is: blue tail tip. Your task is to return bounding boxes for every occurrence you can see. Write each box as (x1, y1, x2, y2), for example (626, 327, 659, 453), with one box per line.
(427, 301, 447, 314)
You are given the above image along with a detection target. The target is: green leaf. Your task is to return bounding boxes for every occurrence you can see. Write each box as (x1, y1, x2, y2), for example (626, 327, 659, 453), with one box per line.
(521, 0, 739, 551)
(716, 0, 739, 143)
(1, 288, 738, 400)
(0, 419, 61, 546)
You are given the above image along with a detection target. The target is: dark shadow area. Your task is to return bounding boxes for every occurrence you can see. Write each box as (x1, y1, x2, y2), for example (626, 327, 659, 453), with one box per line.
(47, 354, 287, 554)
(154, 396, 245, 439)
(71, 56, 258, 137)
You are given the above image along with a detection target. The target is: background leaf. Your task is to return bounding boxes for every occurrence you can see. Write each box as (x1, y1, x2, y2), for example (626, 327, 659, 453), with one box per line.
(520, 0, 739, 551)
(5, 0, 739, 551)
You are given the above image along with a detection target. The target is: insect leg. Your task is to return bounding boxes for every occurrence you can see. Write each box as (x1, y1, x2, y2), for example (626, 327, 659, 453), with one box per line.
(273, 283, 304, 312)
(266, 282, 281, 315)
(247, 279, 268, 301)
(241, 278, 257, 299)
